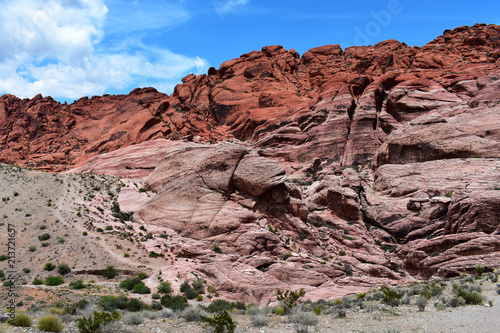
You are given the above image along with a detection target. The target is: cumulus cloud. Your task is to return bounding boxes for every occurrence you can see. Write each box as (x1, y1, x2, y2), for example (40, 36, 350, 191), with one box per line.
(213, 0, 250, 17)
(0, 0, 208, 100)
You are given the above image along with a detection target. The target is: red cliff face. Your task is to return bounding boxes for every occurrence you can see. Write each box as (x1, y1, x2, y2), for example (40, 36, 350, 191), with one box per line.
(1, 24, 499, 301)
(1, 23, 499, 171)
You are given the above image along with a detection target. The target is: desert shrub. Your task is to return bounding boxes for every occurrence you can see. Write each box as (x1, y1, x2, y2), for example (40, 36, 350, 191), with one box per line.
(434, 301, 447, 311)
(141, 310, 159, 319)
(160, 294, 188, 310)
(119, 277, 142, 291)
(277, 288, 306, 309)
(57, 264, 71, 275)
(205, 299, 246, 313)
(44, 262, 56, 271)
(157, 281, 172, 294)
(416, 297, 427, 311)
(201, 310, 236, 333)
(28, 246, 36, 252)
(380, 286, 401, 307)
(70, 280, 86, 289)
(98, 295, 129, 312)
(450, 296, 466, 307)
(289, 310, 319, 326)
(151, 301, 163, 311)
(33, 278, 43, 285)
(452, 283, 485, 305)
(127, 298, 146, 312)
(45, 276, 64, 286)
(152, 293, 161, 300)
(335, 309, 347, 318)
(180, 307, 207, 322)
(419, 282, 444, 299)
(37, 314, 64, 332)
(211, 244, 222, 253)
(76, 310, 121, 333)
(192, 278, 205, 293)
(401, 296, 411, 305)
(250, 313, 269, 327)
(275, 306, 285, 315)
(39, 233, 51, 241)
(11, 312, 32, 327)
(23, 268, 31, 273)
(496, 287, 500, 295)
(132, 282, 150, 294)
(102, 266, 118, 279)
(356, 292, 367, 299)
(122, 313, 144, 326)
(180, 280, 199, 299)
(159, 308, 174, 318)
(0, 254, 8, 261)
(313, 307, 322, 315)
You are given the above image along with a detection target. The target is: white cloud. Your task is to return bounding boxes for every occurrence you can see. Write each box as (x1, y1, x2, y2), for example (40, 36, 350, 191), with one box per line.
(213, 0, 250, 17)
(0, 0, 209, 100)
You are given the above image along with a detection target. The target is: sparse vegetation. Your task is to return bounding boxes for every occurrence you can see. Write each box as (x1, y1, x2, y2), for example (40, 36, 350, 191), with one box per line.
(45, 276, 64, 286)
(277, 288, 306, 310)
(37, 315, 64, 332)
(11, 312, 32, 327)
(201, 310, 236, 333)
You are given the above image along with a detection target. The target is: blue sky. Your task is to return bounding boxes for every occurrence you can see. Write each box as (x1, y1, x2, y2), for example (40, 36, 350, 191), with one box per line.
(0, 0, 498, 102)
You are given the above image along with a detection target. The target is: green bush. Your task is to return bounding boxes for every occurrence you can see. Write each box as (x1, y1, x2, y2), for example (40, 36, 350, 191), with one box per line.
(37, 315, 64, 332)
(45, 276, 64, 286)
(205, 299, 246, 313)
(119, 277, 143, 291)
(23, 268, 31, 273)
(160, 294, 188, 310)
(0, 254, 8, 261)
(70, 280, 86, 289)
(11, 312, 32, 327)
(33, 278, 43, 285)
(39, 233, 51, 241)
(277, 288, 306, 309)
(201, 310, 236, 333)
(57, 264, 71, 275)
(44, 262, 56, 271)
(180, 280, 199, 299)
(211, 244, 222, 253)
(76, 310, 121, 333)
(157, 281, 172, 294)
(380, 286, 401, 307)
(151, 301, 163, 310)
(192, 278, 205, 294)
(132, 282, 151, 294)
(101, 265, 117, 279)
(275, 306, 285, 315)
(452, 283, 485, 305)
(127, 298, 145, 312)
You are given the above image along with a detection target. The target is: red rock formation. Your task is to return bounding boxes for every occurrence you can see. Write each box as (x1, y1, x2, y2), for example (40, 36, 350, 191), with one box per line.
(1, 24, 499, 171)
(2, 24, 500, 301)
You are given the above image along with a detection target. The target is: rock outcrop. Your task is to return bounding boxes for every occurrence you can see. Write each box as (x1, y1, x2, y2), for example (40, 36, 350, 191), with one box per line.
(2, 24, 500, 303)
